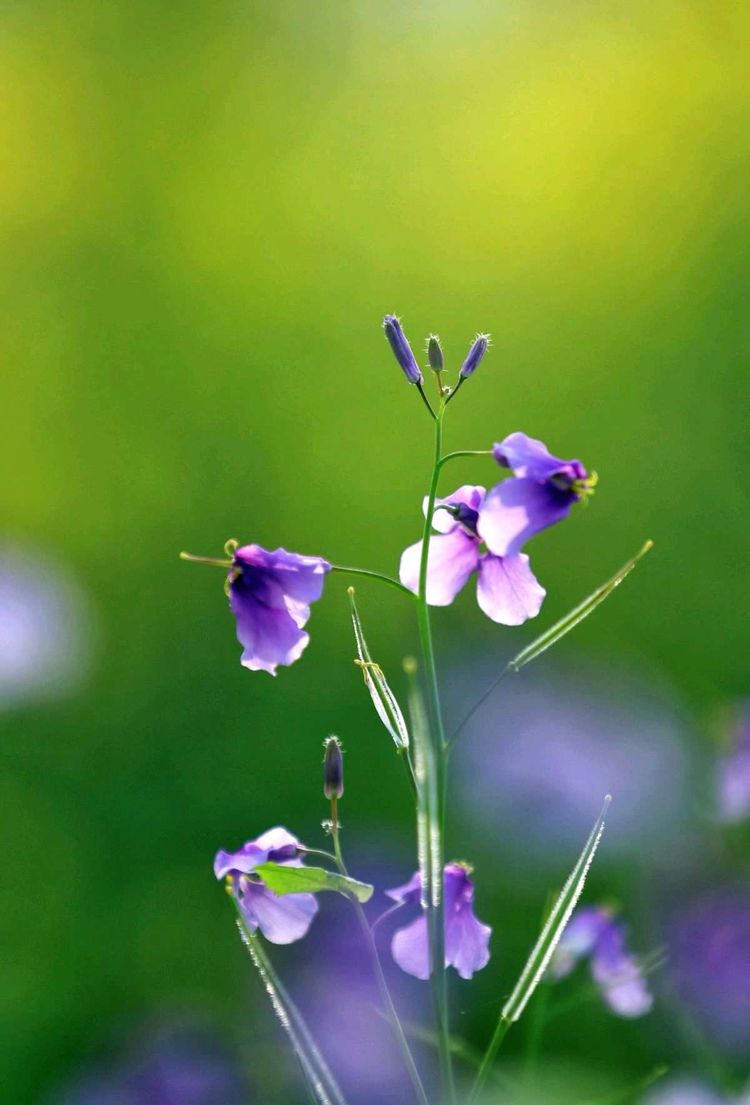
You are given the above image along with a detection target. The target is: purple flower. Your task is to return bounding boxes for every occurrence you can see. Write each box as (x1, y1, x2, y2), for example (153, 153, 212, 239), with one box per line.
(228, 544, 331, 675)
(478, 432, 594, 557)
(385, 863, 492, 980)
(550, 905, 653, 1018)
(666, 884, 750, 1053)
(214, 827, 319, 945)
(383, 315, 423, 384)
(717, 704, 750, 824)
(399, 484, 545, 625)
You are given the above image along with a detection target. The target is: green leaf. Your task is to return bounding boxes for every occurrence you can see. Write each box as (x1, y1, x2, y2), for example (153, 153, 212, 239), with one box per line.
(256, 861, 374, 903)
(507, 541, 653, 673)
(348, 588, 409, 749)
(501, 795, 612, 1023)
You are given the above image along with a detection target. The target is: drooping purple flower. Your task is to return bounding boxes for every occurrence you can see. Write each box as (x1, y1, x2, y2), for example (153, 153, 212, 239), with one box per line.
(399, 484, 545, 626)
(383, 315, 423, 384)
(550, 905, 653, 1018)
(717, 704, 750, 824)
(385, 863, 492, 980)
(478, 432, 594, 557)
(459, 333, 489, 378)
(228, 544, 331, 675)
(214, 827, 319, 945)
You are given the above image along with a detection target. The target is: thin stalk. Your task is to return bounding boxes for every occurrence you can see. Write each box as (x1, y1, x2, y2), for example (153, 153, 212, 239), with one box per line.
(468, 1018, 512, 1105)
(330, 828, 430, 1105)
(416, 400, 455, 1105)
(331, 564, 417, 600)
(416, 381, 437, 419)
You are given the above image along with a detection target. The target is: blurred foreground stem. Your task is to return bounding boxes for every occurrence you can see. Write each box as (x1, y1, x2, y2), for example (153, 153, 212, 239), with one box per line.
(417, 399, 456, 1105)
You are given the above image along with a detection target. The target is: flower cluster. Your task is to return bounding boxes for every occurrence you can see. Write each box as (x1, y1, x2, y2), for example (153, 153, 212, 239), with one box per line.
(398, 428, 594, 627)
(182, 312, 657, 1105)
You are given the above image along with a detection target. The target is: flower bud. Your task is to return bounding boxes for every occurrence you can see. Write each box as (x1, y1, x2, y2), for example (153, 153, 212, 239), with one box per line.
(427, 334, 443, 372)
(383, 315, 423, 384)
(459, 333, 489, 379)
(323, 735, 344, 799)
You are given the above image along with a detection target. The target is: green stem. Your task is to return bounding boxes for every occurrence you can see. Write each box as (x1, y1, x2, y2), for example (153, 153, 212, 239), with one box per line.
(416, 401, 455, 1105)
(468, 1017, 512, 1105)
(330, 828, 430, 1105)
(331, 564, 417, 600)
(437, 449, 493, 468)
(521, 981, 551, 1090)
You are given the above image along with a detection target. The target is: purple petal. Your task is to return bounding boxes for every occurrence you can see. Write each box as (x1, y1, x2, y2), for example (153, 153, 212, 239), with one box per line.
(426, 485, 487, 535)
(475, 553, 545, 626)
(229, 588, 310, 675)
(239, 879, 319, 945)
(443, 865, 491, 980)
(233, 545, 331, 607)
(399, 530, 480, 606)
(385, 871, 423, 905)
(214, 826, 301, 879)
(591, 921, 653, 1018)
(213, 844, 266, 880)
(550, 906, 613, 980)
(253, 826, 302, 862)
(478, 478, 574, 557)
(391, 914, 430, 980)
(493, 432, 586, 484)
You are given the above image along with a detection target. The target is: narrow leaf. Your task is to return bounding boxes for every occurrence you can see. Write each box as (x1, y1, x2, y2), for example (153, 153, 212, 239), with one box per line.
(403, 658, 440, 913)
(348, 588, 409, 749)
(256, 861, 374, 903)
(502, 795, 612, 1023)
(508, 541, 653, 673)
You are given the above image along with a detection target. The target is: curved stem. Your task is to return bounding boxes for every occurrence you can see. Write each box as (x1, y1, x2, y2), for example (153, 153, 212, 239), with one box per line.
(330, 829, 430, 1105)
(416, 381, 437, 419)
(331, 564, 416, 601)
(437, 449, 493, 469)
(417, 401, 456, 1105)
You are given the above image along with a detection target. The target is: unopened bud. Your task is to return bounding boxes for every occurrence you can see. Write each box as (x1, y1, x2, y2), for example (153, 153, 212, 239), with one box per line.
(383, 314, 423, 385)
(459, 334, 489, 379)
(323, 735, 344, 799)
(427, 334, 443, 372)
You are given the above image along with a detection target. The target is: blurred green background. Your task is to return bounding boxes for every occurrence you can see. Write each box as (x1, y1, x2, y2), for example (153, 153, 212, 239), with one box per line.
(2, 2, 749, 1102)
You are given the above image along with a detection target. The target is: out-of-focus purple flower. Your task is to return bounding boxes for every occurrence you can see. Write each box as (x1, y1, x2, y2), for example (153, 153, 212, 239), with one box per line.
(455, 660, 693, 864)
(459, 334, 490, 379)
(551, 905, 653, 1018)
(399, 484, 545, 626)
(0, 546, 94, 710)
(383, 315, 423, 384)
(716, 705, 750, 823)
(214, 826, 318, 944)
(478, 432, 594, 557)
(385, 863, 491, 980)
(47, 1017, 247, 1105)
(642, 1078, 740, 1105)
(667, 884, 750, 1054)
(228, 544, 330, 675)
